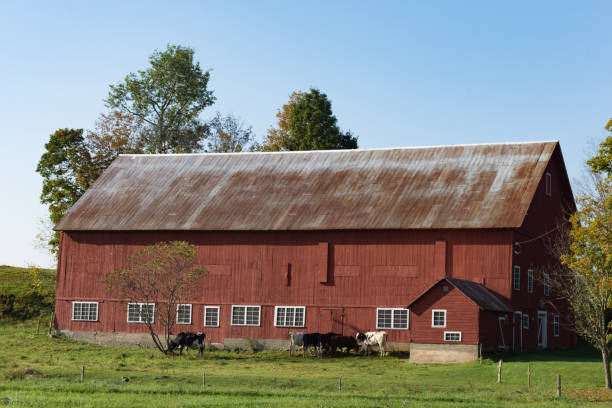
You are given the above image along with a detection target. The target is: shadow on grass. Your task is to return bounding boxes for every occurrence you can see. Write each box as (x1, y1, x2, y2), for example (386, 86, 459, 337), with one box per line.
(487, 340, 601, 363)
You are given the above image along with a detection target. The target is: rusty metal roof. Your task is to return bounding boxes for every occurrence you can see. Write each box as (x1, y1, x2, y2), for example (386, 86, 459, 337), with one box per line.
(55, 141, 559, 231)
(407, 277, 513, 313)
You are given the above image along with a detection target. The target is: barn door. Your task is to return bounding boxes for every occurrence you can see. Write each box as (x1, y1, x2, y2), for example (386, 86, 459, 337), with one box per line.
(514, 311, 523, 352)
(320, 308, 344, 335)
(537, 311, 548, 348)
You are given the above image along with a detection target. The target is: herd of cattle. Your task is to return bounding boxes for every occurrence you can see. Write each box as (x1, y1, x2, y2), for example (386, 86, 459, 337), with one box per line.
(168, 331, 388, 357)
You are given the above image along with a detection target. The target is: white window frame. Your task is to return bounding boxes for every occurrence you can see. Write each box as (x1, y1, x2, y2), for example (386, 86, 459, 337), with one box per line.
(204, 306, 220, 327)
(231, 305, 261, 326)
(432, 309, 446, 328)
(527, 269, 534, 293)
(553, 314, 560, 337)
(513, 265, 520, 291)
(274, 306, 306, 327)
(522, 313, 529, 329)
(545, 172, 552, 196)
(544, 273, 550, 296)
(376, 308, 409, 330)
(176, 304, 192, 325)
(72, 301, 99, 321)
(127, 303, 155, 324)
(444, 331, 462, 342)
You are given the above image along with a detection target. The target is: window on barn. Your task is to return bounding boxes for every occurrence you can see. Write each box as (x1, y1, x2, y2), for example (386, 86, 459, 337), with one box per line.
(432, 309, 446, 328)
(376, 308, 409, 329)
(444, 331, 461, 341)
(544, 273, 550, 296)
(527, 269, 534, 293)
(513, 265, 520, 291)
(176, 304, 192, 325)
(127, 303, 155, 323)
(522, 313, 529, 329)
(204, 306, 220, 327)
(72, 302, 98, 321)
(545, 172, 552, 196)
(553, 315, 560, 337)
(231, 305, 261, 326)
(274, 306, 305, 327)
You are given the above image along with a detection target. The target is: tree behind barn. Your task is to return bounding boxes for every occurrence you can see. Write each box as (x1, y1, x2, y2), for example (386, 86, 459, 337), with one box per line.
(106, 44, 215, 154)
(105, 241, 206, 354)
(550, 122, 612, 388)
(259, 89, 358, 151)
(207, 112, 256, 152)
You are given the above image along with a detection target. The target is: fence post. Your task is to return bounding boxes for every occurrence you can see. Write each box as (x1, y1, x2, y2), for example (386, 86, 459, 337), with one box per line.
(479, 344, 483, 364)
(497, 360, 502, 383)
(557, 374, 561, 397)
(81, 365, 85, 382)
(36, 315, 41, 335)
(527, 364, 531, 391)
(338, 378, 342, 391)
(48, 311, 55, 337)
(202, 372, 205, 387)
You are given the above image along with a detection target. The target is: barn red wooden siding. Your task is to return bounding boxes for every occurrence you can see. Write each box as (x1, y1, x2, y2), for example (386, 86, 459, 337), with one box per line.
(55, 229, 514, 344)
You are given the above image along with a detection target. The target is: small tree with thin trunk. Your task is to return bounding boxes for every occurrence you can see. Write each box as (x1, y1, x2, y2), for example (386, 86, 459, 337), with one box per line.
(105, 241, 206, 354)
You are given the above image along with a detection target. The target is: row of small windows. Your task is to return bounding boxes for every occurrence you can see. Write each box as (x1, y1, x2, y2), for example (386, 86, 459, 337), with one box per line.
(513, 266, 549, 295)
(71, 303, 413, 330)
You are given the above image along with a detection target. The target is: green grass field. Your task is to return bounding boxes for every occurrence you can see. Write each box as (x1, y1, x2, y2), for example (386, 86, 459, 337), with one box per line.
(0, 318, 610, 407)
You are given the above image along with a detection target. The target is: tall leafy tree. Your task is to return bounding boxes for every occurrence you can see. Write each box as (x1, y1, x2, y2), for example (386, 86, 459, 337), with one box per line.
(587, 118, 612, 175)
(35, 129, 91, 253)
(106, 44, 215, 153)
(260, 89, 357, 151)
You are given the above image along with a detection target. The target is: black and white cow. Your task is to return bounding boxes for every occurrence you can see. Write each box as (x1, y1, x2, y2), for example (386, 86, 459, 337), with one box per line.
(169, 332, 206, 356)
(356, 331, 387, 356)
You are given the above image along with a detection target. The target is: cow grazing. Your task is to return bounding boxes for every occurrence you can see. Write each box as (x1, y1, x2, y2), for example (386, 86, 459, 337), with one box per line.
(356, 331, 388, 356)
(328, 335, 360, 356)
(302, 332, 321, 357)
(302, 332, 338, 358)
(169, 332, 206, 356)
(288, 332, 304, 356)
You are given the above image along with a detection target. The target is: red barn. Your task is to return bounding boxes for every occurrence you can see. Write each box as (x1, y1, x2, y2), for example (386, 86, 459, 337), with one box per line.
(53, 141, 575, 362)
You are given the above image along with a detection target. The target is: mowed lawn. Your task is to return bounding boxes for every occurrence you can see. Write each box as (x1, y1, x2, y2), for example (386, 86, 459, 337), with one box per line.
(0, 319, 610, 407)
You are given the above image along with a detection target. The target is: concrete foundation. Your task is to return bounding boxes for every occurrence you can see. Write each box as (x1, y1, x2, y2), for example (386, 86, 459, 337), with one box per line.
(409, 342, 478, 363)
(57, 330, 412, 354)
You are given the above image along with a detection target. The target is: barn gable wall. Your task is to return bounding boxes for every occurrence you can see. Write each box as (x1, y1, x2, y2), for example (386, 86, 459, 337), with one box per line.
(510, 146, 575, 350)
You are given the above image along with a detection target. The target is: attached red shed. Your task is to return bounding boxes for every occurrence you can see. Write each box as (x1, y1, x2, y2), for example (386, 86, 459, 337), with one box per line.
(53, 141, 576, 361)
(407, 277, 513, 362)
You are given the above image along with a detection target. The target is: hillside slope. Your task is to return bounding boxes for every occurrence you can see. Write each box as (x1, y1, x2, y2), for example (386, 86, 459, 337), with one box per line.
(0, 265, 56, 318)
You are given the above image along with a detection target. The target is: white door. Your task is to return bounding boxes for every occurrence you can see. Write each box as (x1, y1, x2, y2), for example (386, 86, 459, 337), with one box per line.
(537, 311, 547, 348)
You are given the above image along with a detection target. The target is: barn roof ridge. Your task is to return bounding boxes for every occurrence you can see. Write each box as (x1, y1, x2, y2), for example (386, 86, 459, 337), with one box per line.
(55, 140, 564, 231)
(118, 140, 560, 157)
(406, 276, 513, 313)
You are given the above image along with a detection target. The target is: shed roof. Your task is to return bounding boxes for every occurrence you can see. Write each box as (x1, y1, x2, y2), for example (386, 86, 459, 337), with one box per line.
(55, 141, 559, 231)
(406, 276, 513, 313)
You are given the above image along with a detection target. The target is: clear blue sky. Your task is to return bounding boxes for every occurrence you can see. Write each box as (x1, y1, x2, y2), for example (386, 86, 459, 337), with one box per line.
(1, 1, 610, 268)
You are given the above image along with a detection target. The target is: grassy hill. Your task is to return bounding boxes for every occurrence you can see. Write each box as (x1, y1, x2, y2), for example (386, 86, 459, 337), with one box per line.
(0, 265, 56, 319)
